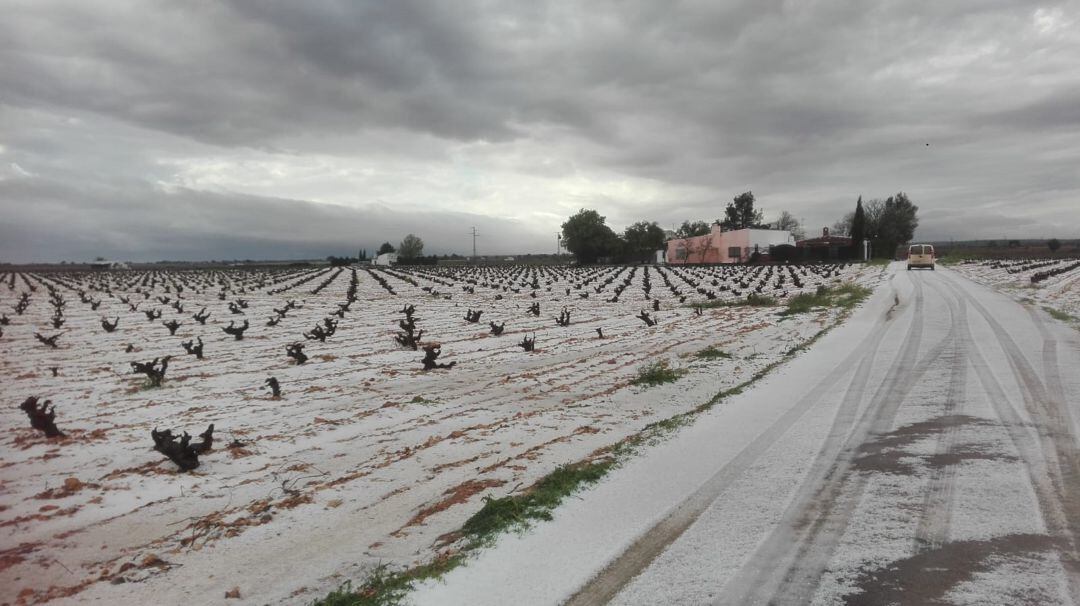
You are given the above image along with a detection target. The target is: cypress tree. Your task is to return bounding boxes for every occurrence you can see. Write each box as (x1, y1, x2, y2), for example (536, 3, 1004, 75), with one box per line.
(850, 196, 867, 260)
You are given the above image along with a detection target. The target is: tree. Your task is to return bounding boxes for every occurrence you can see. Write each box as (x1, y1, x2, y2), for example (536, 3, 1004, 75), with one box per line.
(377, 242, 395, 255)
(1049, 238, 1062, 253)
(850, 196, 867, 259)
(773, 211, 805, 240)
(832, 213, 854, 237)
(873, 192, 919, 258)
(863, 198, 885, 236)
(675, 220, 711, 239)
(561, 209, 621, 264)
(398, 234, 424, 259)
(721, 191, 765, 230)
(623, 221, 666, 262)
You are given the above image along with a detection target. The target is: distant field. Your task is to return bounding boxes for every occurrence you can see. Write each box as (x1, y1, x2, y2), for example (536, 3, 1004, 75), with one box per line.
(936, 243, 1080, 262)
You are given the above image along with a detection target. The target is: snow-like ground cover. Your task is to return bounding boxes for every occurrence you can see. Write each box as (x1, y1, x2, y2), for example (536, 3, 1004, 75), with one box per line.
(409, 264, 1080, 606)
(950, 258, 1080, 322)
(0, 262, 877, 605)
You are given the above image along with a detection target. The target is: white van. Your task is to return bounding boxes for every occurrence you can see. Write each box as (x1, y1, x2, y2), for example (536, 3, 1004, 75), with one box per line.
(907, 244, 935, 270)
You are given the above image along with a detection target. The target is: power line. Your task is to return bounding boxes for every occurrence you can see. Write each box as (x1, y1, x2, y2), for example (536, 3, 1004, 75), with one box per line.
(470, 227, 480, 258)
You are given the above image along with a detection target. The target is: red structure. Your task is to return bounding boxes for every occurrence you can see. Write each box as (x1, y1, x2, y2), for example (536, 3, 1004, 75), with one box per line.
(796, 227, 853, 260)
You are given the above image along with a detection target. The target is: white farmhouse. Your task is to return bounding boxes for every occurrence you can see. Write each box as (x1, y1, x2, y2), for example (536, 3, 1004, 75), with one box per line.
(373, 252, 398, 266)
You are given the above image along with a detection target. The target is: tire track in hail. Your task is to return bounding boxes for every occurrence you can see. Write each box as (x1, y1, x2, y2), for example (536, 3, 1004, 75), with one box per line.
(563, 281, 904, 606)
(1027, 306, 1076, 454)
(716, 276, 949, 605)
(942, 276, 1080, 601)
(912, 275, 968, 551)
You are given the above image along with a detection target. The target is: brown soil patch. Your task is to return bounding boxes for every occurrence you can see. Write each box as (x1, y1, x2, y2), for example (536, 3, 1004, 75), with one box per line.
(320, 469, 371, 490)
(99, 460, 167, 481)
(431, 454, 485, 473)
(0, 505, 81, 528)
(177, 491, 314, 550)
(34, 477, 101, 499)
(0, 541, 40, 573)
(402, 478, 507, 529)
(229, 446, 255, 458)
(479, 425, 602, 474)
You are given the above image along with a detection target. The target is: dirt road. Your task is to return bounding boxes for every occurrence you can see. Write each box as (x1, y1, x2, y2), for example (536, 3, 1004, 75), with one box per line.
(412, 265, 1080, 605)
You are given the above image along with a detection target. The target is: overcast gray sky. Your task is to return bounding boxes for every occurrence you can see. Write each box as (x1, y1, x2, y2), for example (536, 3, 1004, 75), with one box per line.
(1, 0, 1078, 261)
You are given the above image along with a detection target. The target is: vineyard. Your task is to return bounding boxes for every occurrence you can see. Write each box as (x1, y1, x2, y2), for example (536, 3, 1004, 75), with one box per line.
(1, 262, 875, 604)
(952, 257, 1080, 320)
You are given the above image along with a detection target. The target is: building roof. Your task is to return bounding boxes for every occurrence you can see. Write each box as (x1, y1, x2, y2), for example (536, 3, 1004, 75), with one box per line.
(797, 236, 852, 247)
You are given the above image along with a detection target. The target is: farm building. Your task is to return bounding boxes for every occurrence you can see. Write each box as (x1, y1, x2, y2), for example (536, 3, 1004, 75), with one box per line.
(665, 226, 794, 265)
(373, 252, 398, 266)
(89, 260, 130, 270)
(797, 227, 853, 260)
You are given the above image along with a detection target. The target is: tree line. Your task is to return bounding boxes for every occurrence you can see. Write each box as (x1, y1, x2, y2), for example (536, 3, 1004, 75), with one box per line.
(336, 190, 923, 267)
(830, 192, 919, 259)
(327, 233, 428, 266)
(562, 191, 807, 264)
(562, 189, 922, 264)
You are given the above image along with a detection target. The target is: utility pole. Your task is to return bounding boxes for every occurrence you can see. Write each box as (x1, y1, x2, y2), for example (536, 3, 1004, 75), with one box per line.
(556, 233, 561, 255)
(470, 227, 479, 259)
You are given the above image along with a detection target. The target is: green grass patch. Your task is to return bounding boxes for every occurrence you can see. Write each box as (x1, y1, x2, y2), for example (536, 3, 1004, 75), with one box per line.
(461, 460, 615, 545)
(695, 346, 734, 360)
(311, 554, 464, 606)
(630, 359, 688, 387)
(312, 461, 616, 605)
(409, 395, 437, 405)
(1044, 306, 1077, 323)
(780, 283, 871, 316)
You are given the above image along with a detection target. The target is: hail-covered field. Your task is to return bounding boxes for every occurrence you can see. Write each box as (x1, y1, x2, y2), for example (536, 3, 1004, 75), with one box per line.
(0, 262, 876, 605)
(950, 258, 1080, 320)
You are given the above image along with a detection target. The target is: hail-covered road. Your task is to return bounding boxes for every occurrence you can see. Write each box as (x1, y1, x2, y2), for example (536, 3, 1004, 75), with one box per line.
(411, 264, 1080, 605)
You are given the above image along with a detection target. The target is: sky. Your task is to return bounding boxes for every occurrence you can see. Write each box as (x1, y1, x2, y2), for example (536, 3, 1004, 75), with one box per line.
(1, 0, 1078, 262)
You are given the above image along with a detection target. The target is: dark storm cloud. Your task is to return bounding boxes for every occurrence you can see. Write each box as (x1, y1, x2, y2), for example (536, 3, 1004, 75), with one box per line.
(0, 176, 548, 263)
(0, 0, 1078, 261)
(0, 0, 890, 150)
